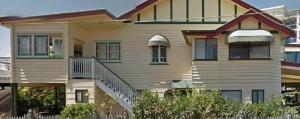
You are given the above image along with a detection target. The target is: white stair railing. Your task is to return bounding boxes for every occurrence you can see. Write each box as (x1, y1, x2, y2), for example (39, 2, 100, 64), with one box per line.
(70, 57, 137, 110)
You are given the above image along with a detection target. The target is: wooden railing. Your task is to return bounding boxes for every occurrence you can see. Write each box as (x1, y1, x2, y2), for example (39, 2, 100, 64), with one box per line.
(69, 57, 137, 110)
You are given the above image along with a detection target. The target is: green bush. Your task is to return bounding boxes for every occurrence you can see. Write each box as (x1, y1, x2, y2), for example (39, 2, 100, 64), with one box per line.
(132, 89, 298, 119)
(133, 90, 241, 119)
(60, 103, 96, 119)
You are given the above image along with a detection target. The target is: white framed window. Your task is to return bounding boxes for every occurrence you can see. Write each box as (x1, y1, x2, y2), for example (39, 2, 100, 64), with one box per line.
(17, 34, 63, 58)
(96, 41, 120, 62)
(151, 46, 167, 63)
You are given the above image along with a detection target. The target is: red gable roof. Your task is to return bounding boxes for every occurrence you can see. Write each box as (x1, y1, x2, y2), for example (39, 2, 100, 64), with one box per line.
(206, 9, 295, 37)
(183, 9, 295, 37)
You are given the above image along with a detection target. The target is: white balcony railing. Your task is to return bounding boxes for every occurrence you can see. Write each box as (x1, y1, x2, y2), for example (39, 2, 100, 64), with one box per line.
(0, 63, 10, 71)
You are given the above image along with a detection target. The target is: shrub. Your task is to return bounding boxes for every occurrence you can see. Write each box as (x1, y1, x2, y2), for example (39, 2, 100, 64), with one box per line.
(60, 103, 96, 119)
(133, 89, 241, 119)
(132, 89, 298, 119)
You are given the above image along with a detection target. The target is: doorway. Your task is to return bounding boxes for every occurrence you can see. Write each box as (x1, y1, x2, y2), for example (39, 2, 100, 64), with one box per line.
(74, 39, 84, 57)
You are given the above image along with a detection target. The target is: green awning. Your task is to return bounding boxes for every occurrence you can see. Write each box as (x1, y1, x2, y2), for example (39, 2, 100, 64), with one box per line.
(228, 30, 274, 43)
(172, 80, 193, 88)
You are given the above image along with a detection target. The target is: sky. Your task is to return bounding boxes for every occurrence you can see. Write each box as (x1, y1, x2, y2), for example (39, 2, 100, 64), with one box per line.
(0, 0, 299, 57)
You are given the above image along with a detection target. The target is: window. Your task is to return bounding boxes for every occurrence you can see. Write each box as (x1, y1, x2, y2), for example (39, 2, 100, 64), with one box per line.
(221, 90, 242, 101)
(152, 46, 167, 63)
(229, 43, 270, 60)
(75, 90, 89, 103)
(18, 35, 32, 56)
(96, 41, 120, 62)
(17, 34, 63, 58)
(34, 35, 48, 56)
(285, 52, 300, 63)
(194, 39, 218, 60)
(51, 38, 63, 58)
(252, 90, 264, 103)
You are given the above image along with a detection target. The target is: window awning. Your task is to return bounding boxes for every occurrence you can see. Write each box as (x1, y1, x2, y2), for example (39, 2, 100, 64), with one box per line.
(148, 35, 170, 47)
(172, 80, 192, 88)
(227, 30, 274, 43)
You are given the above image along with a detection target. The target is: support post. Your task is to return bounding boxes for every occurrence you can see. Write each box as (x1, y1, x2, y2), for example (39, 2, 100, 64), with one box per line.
(10, 83, 17, 116)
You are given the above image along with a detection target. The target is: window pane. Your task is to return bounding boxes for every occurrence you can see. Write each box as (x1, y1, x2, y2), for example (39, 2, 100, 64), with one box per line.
(229, 44, 249, 59)
(96, 43, 107, 60)
(152, 46, 159, 62)
(285, 52, 296, 62)
(221, 90, 242, 101)
(250, 43, 270, 59)
(18, 35, 31, 56)
(252, 90, 264, 103)
(160, 46, 166, 62)
(53, 39, 63, 58)
(194, 39, 206, 59)
(34, 35, 48, 56)
(109, 42, 120, 60)
(206, 39, 218, 59)
(76, 90, 89, 103)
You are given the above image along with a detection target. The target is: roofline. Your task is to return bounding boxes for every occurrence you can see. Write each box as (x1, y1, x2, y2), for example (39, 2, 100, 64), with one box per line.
(0, 0, 283, 24)
(182, 9, 295, 38)
(118, 0, 158, 20)
(0, 9, 116, 24)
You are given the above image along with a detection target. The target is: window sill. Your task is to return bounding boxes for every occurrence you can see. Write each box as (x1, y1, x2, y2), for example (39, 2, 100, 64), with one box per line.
(150, 62, 169, 65)
(229, 58, 272, 60)
(193, 59, 218, 61)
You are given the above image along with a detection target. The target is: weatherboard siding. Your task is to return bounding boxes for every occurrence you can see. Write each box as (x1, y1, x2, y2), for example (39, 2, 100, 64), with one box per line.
(13, 22, 68, 83)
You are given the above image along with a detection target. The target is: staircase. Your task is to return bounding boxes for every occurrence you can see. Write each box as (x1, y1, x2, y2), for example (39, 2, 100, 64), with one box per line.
(70, 58, 137, 113)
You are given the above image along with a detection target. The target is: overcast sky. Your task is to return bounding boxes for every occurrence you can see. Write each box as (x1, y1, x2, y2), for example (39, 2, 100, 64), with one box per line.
(0, 0, 299, 57)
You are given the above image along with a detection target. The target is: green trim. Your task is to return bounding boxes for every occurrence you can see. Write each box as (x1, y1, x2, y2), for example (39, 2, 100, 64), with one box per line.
(170, 0, 173, 21)
(234, 5, 237, 17)
(135, 21, 226, 24)
(137, 13, 140, 21)
(186, 0, 189, 22)
(238, 22, 241, 29)
(258, 22, 262, 29)
(202, 0, 205, 22)
(154, 5, 157, 21)
(218, 0, 221, 22)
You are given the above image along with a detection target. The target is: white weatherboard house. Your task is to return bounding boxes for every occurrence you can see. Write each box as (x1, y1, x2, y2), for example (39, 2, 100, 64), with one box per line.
(0, 0, 295, 115)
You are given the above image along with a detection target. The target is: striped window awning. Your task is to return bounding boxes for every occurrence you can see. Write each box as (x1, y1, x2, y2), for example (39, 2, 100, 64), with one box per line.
(172, 80, 192, 89)
(227, 30, 274, 43)
(148, 35, 170, 47)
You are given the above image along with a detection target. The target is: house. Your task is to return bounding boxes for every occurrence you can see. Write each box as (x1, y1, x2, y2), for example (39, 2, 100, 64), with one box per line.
(0, 0, 295, 116)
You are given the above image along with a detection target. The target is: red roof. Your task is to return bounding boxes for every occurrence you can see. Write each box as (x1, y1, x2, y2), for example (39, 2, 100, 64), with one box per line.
(282, 61, 300, 68)
(183, 9, 295, 37)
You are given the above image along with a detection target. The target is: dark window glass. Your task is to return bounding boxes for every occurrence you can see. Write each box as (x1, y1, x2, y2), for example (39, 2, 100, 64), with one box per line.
(194, 39, 218, 60)
(152, 46, 159, 62)
(229, 43, 270, 59)
(221, 90, 242, 101)
(75, 90, 89, 103)
(252, 90, 264, 103)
